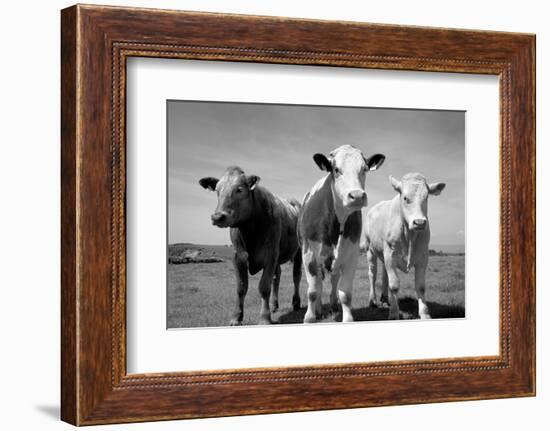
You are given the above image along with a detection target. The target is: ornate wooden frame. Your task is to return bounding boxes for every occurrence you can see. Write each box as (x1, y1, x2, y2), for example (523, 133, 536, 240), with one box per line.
(61, 4, 535, 425)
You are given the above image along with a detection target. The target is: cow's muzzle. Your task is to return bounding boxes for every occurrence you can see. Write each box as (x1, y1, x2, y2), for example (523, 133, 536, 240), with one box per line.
(345, 189, 367, 208)
(412, 218, 427, 231)
(211, 211, 230, 227)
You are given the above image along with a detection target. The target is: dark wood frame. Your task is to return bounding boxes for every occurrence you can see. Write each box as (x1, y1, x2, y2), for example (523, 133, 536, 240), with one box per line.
(61, 4, 535, 426)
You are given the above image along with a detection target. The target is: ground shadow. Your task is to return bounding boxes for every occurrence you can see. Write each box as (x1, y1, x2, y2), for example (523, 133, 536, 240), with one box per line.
(424, 300, 465, 319)
(353, 305, 390, 321)
(277, 307, 306, 324)
(278, 297, 464, 324)
(355, 297, 465, 320)
(277, 304, 341, 324)
(35, 404, 59, 420)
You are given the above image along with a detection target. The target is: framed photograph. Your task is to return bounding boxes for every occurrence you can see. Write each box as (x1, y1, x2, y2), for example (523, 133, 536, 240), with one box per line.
(61, 4, 535, 425)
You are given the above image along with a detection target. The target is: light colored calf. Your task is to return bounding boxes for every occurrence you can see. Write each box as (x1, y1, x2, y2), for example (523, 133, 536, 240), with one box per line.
(361, 173, 445, 319)
(299, 145, 385, 323)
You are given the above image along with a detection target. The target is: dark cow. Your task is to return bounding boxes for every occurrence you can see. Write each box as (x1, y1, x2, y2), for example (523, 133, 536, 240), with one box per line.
(298, 145, 385, 323)
(199, 166, 302, 325)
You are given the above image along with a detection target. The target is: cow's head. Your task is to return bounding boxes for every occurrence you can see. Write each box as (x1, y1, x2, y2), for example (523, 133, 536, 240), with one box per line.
(313, 145, 385, 213)
(390, 173, 446, 231)
(199, 166, 260, 228)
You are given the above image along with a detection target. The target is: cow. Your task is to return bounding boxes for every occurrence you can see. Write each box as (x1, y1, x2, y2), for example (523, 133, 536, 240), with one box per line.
(199, 166, 302, 325)
(298, 145, 385, 323)
(361, 173, 446, 320)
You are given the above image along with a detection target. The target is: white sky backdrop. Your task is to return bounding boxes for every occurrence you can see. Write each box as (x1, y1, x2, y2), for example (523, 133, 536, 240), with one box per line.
(168, 101, 465, 249)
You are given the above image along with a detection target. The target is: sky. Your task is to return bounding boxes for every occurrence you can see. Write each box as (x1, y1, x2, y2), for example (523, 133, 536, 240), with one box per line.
(168, 101, 465, 248)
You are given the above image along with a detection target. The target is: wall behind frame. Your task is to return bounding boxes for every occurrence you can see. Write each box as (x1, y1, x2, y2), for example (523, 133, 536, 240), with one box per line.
(0, 1, 545, 430)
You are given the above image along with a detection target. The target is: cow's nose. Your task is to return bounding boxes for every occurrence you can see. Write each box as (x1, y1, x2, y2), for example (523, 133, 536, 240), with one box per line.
(348, 190, 366, 202)
(413, 219, 427, 228)
(211, 212, 227, 224)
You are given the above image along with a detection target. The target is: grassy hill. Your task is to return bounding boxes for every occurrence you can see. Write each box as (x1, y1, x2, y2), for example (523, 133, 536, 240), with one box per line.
(168, 243, 234, 263)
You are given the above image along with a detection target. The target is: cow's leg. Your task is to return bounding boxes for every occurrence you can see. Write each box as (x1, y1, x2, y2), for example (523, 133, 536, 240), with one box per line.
(292, 251, 302, 311)
(258, 264, 276, 325)
(329, 272, 339, 312)
(366, 249, 379, 307)
(338, 249, 359, 323)
(380, 265, 390, 307)
(384, 254, 401, 320)
(270, 264, 281, 312)
(303, 246, 322, 323)
(414, 262, 431, 319)
(230, 253, 248, 326)
(315, 275, 324, 318)
(304, 274, 322, 323)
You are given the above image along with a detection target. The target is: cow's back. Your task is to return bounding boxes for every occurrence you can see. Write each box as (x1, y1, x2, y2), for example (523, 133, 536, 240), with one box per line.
(276, 196, 301, 263)
(279, 197, 301, 222)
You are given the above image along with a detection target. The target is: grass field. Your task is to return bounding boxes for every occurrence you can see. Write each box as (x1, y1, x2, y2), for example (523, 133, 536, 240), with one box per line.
(167, 244, 465, 328)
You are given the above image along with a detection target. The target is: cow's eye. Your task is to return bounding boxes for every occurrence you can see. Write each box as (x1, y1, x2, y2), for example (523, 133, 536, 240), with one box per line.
(333, 167, 341, 175)
(236, 187, 243, 194)
(403, 196, 410, 203)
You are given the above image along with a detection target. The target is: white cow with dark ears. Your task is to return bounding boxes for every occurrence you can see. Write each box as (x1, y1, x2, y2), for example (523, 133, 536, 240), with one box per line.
(298, 145, 385, 323)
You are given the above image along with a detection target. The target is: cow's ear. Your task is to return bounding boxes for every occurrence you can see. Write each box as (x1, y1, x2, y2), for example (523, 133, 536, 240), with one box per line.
(364, 153, 386, 171)
(428, 182, 446, 196)
(199, 177, 219, 191)
(313, 153, 332, 172)
(390, 175, 402, 193)
(246, 175, 261, 191)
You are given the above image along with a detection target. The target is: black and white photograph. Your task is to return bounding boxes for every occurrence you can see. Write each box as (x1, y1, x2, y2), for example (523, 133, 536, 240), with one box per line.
(0, 0, 541, 428)
(167, 100, 465, 329)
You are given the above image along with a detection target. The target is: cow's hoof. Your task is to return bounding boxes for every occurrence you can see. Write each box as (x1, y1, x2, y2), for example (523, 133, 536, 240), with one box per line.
(258, 316, 273, 325)
(292, 296, 301, 311)
(368, 299, 380, 308)
(418, 303, 431, 319)
(304, 312, 317, 323)
(229, 318, 243, 326)
(388, 311, 400, 320)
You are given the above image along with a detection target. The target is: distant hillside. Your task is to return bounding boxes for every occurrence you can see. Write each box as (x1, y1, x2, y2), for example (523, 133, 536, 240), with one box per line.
(168, 243, 234, 264)
(431, 244, 465, 254)
(169, 243, 465, 261)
